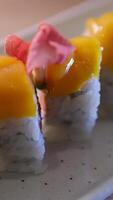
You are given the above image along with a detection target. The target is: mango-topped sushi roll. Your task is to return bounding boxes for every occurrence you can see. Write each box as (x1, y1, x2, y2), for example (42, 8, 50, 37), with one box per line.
(5, 23, 102, 142)
(0, 56, 45, 173)
(85, 12, 113, 117)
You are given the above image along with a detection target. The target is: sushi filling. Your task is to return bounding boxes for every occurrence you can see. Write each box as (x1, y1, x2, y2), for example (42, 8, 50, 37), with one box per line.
(101, 68, 113, 118)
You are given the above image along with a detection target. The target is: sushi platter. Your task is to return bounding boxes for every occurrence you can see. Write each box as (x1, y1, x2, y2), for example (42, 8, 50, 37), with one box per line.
(0, 0, 113, 199)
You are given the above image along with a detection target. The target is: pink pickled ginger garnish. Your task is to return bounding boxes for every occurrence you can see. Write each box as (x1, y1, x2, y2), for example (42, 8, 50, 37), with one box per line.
(4, 23, 75, 80)
(26, 22, 75, 74)
(5, 35, 29, 63)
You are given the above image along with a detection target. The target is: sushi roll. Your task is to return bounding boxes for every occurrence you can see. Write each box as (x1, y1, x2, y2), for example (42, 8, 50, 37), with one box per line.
(5, 23, 102, 142)
(85, 12, 113, 118)
(0, 56, 45, 173)
(37, 36, 101, 142)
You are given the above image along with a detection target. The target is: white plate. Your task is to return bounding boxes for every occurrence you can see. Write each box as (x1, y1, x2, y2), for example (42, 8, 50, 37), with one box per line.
(1, 0, 113, 199)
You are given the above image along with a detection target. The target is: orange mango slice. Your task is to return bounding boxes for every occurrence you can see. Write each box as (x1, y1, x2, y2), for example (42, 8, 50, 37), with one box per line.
(86, 12, 113, 70)
(45, 56, 71, 84)
(46, 36, 101, 97)
(0, 56, 36, 118)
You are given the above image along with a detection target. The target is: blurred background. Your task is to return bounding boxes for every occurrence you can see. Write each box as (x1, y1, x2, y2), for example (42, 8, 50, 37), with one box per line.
(0, 0, 84, 37)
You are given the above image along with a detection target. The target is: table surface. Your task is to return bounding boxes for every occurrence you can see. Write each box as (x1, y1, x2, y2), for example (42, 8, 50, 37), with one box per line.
(0, 0, 83, 37)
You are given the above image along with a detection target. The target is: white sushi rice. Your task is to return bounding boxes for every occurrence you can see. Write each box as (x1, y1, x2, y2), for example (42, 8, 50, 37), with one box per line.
(0, 116, 45, 174)
(42, 77, 100, 142)
(101, 68, 113, 118)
